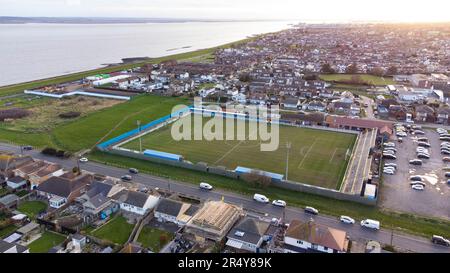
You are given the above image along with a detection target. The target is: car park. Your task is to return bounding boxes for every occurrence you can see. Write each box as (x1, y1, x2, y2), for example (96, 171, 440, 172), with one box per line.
(121, 175, 132, 181)
(253, 194, 270, 203)
(431, 236, 450, 247)
(412, 184, 425, 191)
(199, 182, 213, 190)
(272, 200, 287, 207)
(360, 219, 380, 230)
(340, 216, 355, 225)
(129, 168, 139, 174)
(304, 206, 319, 215)
(409, 176, 423, 181)
(409, 159, 423, 166)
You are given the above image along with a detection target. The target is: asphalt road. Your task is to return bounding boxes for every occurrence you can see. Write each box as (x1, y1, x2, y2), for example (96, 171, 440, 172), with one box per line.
(1, 142, 449, 253)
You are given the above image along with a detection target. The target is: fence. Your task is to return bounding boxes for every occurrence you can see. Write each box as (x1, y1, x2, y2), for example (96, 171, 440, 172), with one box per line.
(108, 148, 376, 206)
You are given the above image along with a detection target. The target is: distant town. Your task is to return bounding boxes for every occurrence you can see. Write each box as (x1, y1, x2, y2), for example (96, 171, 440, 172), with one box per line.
(0, 23, 449, 254)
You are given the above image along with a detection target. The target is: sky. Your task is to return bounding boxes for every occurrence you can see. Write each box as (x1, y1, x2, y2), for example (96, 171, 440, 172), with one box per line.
(1, 0, 449, 22)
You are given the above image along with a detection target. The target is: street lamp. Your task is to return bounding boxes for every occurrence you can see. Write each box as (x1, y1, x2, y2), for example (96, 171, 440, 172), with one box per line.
(285, 142, 292, 181)
(137, 120, 142, 153)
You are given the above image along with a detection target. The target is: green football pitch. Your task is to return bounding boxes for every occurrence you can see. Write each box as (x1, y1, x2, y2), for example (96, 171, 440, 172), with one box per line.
(121, 115, 356, 189)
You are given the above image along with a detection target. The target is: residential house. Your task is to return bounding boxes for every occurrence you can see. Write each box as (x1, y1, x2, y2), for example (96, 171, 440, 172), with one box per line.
(185, 201, 243, 242)
(436, 107, 450, 125)
(283, 220, 349, 253)
(280, 97, 299, 109)
(0, 154, 33, 178)
(388, 105, 408, 120)
(325, 115, 393, 131)
(119, 190, 160, 216)
(0, 194, 20, 209)
(0, 239, 29, 253)
(6, 176, 27, 190)
(307, 101, 327, 112)
(225, 217, 271, 253)
(154, 198, 198, 226)
(14, 161, 64, 189)
(36, 173, 93, 209)
(414, 105, 436, 123)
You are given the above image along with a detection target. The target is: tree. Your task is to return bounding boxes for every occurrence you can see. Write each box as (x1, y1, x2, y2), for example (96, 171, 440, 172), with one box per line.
(345, 63, 359, 74)
(370, 67, 385, 77)
(321, 63, 335, 74)
(159, 234, 169, 248)
(386, 65, 398, 76)
(241, 171, 272, 189)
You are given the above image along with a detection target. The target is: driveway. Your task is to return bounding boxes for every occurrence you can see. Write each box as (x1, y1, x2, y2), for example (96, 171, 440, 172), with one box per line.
(379, 129, 450, 220)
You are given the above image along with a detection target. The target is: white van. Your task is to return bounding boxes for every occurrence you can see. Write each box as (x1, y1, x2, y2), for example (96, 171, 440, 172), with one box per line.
(360, 219, 380, 230)
(253, 194, 269, 203)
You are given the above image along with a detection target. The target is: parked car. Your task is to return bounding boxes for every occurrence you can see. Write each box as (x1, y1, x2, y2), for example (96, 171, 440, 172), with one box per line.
(441, 150, 450, 155)
(360, 219, 380, 230)
(22, 145, 33, 151)
(417, 137, 428, 142)
(412, 184, 425, 191)
(304, 206, 319, 215)
(383, 169, 395, 175)
(253, 194, 269, 203)
(417, 153, 430, 159)
(431, 236, 450, 247)
(384, 163, 397, 168)
(445, 172, 450, 178)
(398, 137, 403, 143)
(199, 182, 213, 190)
(272, 200, 287, 207)
(383, 154, 397, 160)
(440, 137, 450, 141)
(384, 148, 397, 153)
(129, 168, 139, 174)
(79, 157, 88, 163)
(409, 159, 423, 166)
(383, 143, 396, 148)
(417, 142, 431, 148)
(340, 216, 355, 225)
(121, 175, 132, 181)
(414, 130, 425, 135)
(410, 181, 426, 187)
(409, 176, 423, 182)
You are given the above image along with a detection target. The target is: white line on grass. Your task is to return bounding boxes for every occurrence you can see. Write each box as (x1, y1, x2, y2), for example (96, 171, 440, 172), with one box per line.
(214, 125, 259, 165)
(297, 139, 318, 169)
(329, 148, 338, 163)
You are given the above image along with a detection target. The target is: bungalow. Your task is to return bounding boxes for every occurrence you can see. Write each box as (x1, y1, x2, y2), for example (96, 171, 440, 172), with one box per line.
(0, 194, 20, 209)
(283, 219, 349, 253)
(78, 180, 124, 220)
(414, 105, 436, 123)
(280, 97, 299, 109)
(36, 173, 93, 209)
(154, 198, 198, 227)
(119, 190, 160, 216)
(325, 115, 393, 131)
(6, 176, 27, 190)
(225, 217, 271, 253)
(436, 107, 450, 125)
(0, 154, 33, 178)
(0, 239, 29, 253)
(307, 101, 327, 112)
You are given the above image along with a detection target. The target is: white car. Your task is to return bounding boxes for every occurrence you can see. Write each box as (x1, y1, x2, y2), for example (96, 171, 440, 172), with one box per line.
(383, 169, 395, 175)
(79, 157, 88, 163)
(396, 132, 407, 137)
(384, 163, 397, 168)
(199, 182, 213, 190)
(360, 219, 380, 230)
(340, 216, 355, 225)
(412, 184, 425, 191)
(410, 181, 426, 187)
(383, 143, 396, 148)
(253, 194, 270, 203)
(272, 200, 287, 207)
(384, 166, 396, 172)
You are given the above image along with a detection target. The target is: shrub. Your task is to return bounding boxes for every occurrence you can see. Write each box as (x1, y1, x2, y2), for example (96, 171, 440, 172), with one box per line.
(41, 147, 57, 156)
(0, 108, 30, 121)
(59, 111, 81, 119)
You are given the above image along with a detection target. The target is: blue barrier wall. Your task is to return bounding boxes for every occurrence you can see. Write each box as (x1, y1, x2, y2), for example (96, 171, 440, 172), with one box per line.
(97, 106, 192, 150)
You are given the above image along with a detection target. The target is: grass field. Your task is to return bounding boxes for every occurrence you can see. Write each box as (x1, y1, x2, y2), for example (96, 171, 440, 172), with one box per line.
(137, 227, 174, 252)
(122, 115, 356, 189)
(28, 231, 67, 253)
(0, 95, 187, 151)
(91, 215, 134, 245)
(320, 74, 395, 86)
(18, 201, 48, 219)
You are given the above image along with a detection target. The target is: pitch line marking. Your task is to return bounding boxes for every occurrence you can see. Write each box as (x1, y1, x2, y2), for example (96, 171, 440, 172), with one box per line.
(297, 139, 318, 169)
(329, 148, 338, 163)
(213, 125, 259, 165)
